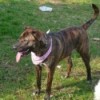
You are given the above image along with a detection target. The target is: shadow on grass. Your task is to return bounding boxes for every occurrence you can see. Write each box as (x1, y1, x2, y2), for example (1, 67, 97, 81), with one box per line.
(31, 70, 100, 99)
(51, 74, 99, 99)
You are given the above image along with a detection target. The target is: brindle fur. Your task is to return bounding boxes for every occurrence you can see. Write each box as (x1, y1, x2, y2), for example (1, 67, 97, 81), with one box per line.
(14, 4, 99, 100)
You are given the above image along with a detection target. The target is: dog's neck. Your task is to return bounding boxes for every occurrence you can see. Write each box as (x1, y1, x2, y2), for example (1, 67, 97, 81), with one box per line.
(31, 37, 52, 65)
(32, 36, 51, 56)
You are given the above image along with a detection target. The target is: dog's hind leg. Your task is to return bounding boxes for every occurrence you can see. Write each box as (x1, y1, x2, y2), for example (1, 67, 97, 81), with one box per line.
(65, 56, 73, 78)
(77, 48, 92, 82)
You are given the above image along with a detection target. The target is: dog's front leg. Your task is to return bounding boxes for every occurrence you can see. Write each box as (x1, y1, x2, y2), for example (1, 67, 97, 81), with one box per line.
(44, 67, 55, 100)
(35, 65, 42, 95)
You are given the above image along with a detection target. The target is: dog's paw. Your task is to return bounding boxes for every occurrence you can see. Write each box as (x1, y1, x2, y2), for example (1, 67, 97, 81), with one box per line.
(65, 74, 70, 78)
(32, 89, 41, 96)
(44, 95, 50, 100)
(87, 78, 92, 84)
(44, 96, 50, 100)
(87, 80, 92, 84)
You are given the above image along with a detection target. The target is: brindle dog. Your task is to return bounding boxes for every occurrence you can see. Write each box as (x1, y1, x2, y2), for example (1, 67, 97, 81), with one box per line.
(13, 4, 99, 100)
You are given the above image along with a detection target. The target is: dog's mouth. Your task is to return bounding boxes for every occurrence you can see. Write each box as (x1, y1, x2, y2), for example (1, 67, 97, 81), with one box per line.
(16, 49, 30, 63)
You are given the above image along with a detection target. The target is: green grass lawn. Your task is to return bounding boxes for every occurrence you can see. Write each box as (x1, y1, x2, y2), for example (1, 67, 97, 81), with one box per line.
(0, 0, 100, 100)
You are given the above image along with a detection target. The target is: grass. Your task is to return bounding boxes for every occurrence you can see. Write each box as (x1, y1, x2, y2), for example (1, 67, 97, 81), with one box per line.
(0, 0, 100, 100)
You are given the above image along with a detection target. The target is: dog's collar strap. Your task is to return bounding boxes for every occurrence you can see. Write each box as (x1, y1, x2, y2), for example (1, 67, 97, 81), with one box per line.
(31, 38, 52, 65)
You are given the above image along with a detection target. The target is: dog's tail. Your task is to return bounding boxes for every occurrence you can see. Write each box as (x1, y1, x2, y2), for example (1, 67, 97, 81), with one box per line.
(82, 4, 99, 30)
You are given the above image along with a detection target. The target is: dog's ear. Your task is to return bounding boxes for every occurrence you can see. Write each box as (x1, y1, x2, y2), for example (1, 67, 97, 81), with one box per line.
(32, 30, 47, 45)
(24, 26, 32, 30)
(24, 28, 47, 45)
(39, 33, 48, 45)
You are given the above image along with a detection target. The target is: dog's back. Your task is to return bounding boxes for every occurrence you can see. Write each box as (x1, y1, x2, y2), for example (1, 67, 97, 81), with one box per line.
(48, 4, 99, 61)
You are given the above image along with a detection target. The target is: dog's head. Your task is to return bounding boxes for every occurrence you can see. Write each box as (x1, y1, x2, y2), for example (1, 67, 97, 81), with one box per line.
(13, 27, 47, 62)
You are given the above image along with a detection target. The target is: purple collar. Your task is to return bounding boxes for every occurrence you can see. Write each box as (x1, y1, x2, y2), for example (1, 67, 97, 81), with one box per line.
(31, 38, 52, 65)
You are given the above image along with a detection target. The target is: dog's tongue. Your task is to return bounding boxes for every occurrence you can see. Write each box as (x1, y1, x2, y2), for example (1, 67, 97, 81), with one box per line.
(16, 52, 22, 63)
